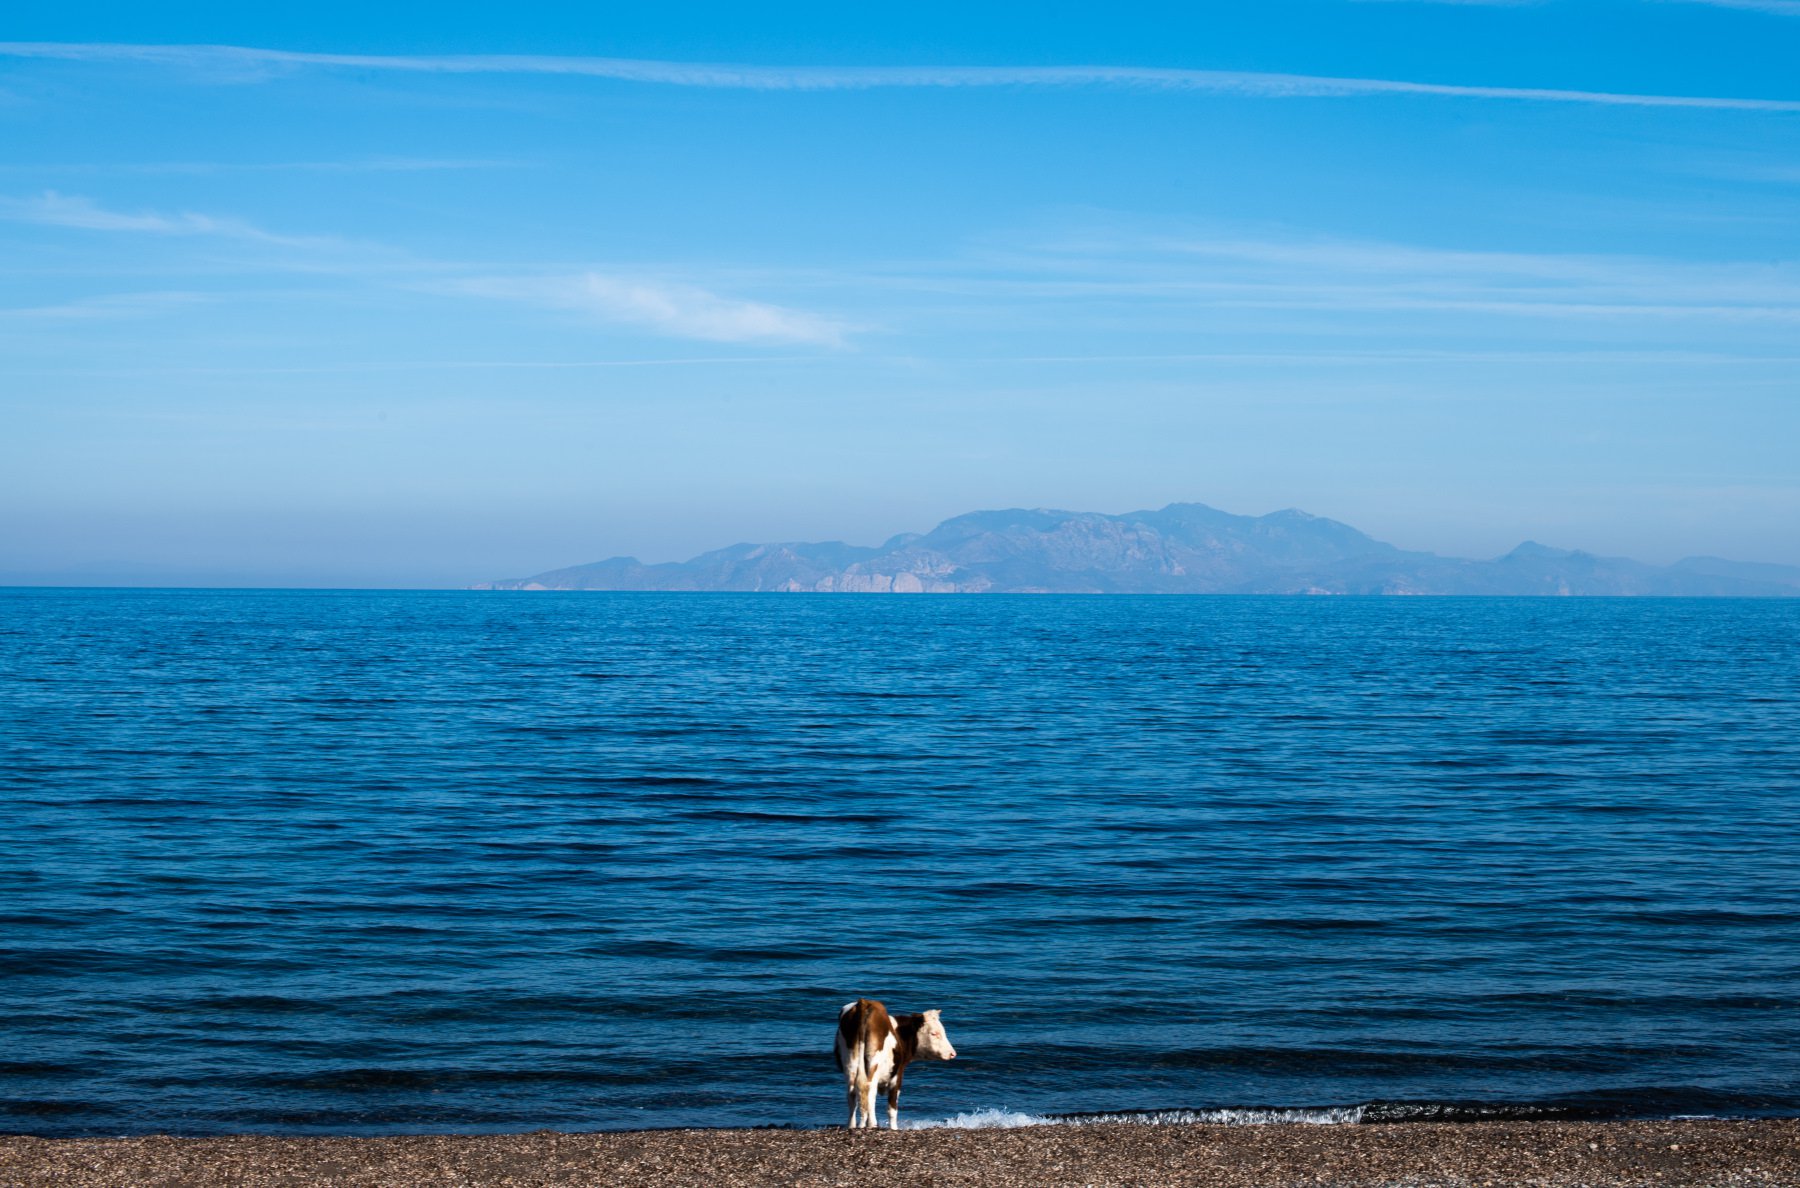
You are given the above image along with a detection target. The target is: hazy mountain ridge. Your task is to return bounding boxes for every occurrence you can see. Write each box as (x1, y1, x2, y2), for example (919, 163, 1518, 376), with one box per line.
(475, 503, 1800, 595)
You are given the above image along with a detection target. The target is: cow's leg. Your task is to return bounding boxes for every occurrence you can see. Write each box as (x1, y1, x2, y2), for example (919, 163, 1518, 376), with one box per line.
(860, 1080, 879, 1129)
(846, 1083, 860, 1128)
(887, 1084, 901, 1130)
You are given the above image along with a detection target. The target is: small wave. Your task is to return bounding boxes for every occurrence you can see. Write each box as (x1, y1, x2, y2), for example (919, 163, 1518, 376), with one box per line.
(1071, 1106, 1368, 1126)
(907, 1108, 1048, 1129)
(906, 1105, 1366, 1130)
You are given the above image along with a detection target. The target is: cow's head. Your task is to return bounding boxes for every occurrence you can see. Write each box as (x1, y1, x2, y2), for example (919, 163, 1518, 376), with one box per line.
(916, 1009, 957, 1060)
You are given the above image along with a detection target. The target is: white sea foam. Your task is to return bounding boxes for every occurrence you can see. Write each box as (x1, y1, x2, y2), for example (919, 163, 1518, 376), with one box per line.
(906, 1105, 1367, 1130)
(906, 1108, 1049, 1130)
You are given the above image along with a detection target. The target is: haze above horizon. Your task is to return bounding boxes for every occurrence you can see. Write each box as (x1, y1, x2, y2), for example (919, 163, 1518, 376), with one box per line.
(4, 1, 1798, 588)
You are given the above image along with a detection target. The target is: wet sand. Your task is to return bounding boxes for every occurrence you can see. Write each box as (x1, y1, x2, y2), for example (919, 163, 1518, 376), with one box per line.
(3, 1119, 1797, 1187)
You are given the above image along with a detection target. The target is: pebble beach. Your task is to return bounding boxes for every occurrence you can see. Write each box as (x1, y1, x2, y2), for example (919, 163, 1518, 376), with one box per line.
(4, 1119, 1798, 1188)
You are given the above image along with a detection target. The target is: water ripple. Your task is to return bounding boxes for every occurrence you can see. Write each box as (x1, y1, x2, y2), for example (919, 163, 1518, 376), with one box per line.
(1, 590, 1797, 1134)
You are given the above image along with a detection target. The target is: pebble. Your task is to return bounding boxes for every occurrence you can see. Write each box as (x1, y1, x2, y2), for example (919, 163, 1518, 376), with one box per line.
(0, 1118, 1794, 1187)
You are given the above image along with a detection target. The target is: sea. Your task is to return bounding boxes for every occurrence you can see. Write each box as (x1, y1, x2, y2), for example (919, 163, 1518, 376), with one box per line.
(3, 589, 1798, 1136)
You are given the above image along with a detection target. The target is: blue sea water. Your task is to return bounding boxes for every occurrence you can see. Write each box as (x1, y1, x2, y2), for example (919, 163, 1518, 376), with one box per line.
(2, 589, 1798, 1136)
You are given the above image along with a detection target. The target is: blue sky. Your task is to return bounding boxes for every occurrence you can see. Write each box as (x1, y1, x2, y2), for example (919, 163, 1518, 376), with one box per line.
(3, 1, 1798, 586)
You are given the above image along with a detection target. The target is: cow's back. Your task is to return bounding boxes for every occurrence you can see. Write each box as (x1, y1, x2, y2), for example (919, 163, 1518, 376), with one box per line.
(835, 998, 896, 1081)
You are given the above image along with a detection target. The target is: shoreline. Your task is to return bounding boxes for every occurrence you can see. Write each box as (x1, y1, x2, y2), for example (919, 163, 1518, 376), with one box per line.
(4, 1118, 1798, 1187)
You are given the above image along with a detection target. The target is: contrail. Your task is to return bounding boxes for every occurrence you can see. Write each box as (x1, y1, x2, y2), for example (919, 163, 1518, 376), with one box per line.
(3, 42, 1798, 112)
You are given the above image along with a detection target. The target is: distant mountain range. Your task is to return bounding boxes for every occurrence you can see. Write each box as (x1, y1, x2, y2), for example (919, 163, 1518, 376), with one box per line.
(474, 503, 1800, 596)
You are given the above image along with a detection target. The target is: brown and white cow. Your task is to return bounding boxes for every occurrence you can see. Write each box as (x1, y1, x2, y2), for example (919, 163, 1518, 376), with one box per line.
(834, 997, 957, 1129)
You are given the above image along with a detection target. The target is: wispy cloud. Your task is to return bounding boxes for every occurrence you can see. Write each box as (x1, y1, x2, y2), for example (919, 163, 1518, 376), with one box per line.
(1675, 156, 1800, 186)
(9, 190, 1792, 347)
(892, 225, 1800, 326)
(0, 190, 352, 251)
(1673, 0, 1800, 13)
(1, 192, 850, 345)
(0, 290, 207, 321)
(949, 348, 1800, 365)
(454, 274, 852, 345)
(1375, 0, 1799, 9)
(0, 158, 529, 176)
(2, 42, 1797, 112)
(11, 356, 829, 377)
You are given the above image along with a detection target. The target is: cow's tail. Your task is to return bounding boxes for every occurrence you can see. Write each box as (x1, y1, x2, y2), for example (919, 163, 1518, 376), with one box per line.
(850, 1035, 868, 1087)
(854, 999, 878, 1082)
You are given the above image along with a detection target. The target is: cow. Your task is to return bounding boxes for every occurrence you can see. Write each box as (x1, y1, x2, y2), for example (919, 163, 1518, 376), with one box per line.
(834, 997, 957, 1130)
